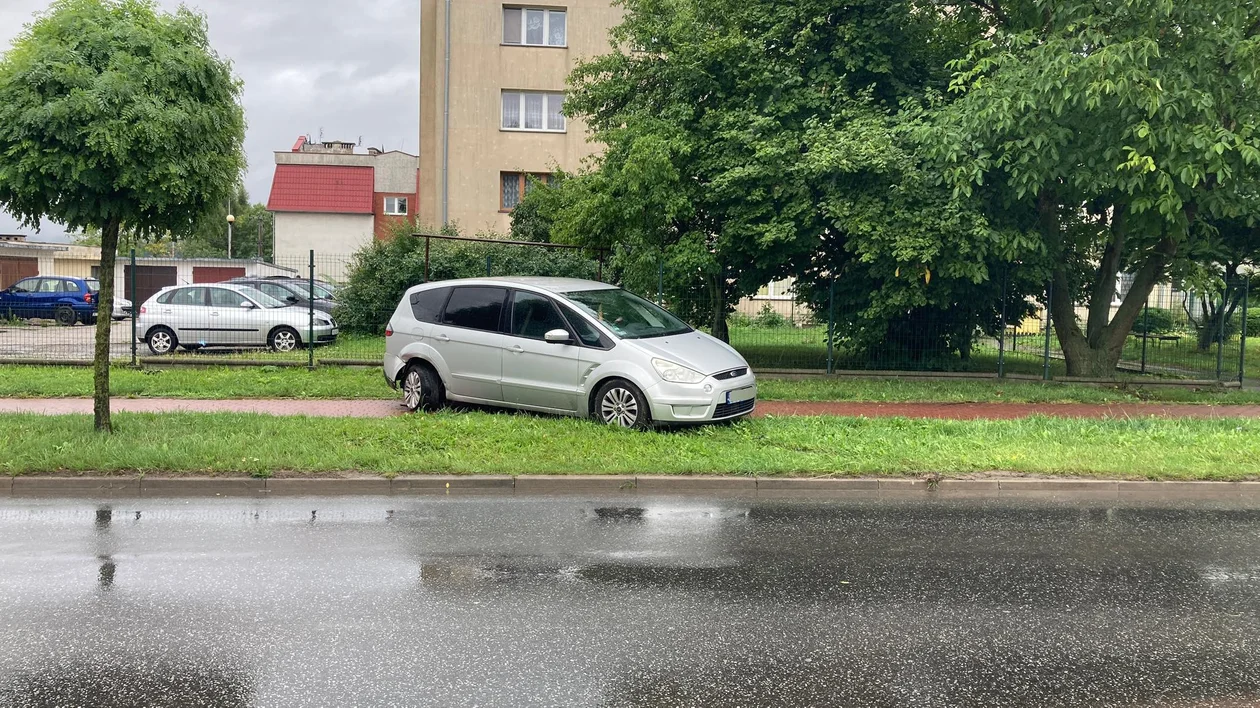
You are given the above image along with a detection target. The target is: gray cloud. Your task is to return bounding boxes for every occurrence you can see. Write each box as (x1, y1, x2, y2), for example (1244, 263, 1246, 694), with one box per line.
(0, 0, 419, 241)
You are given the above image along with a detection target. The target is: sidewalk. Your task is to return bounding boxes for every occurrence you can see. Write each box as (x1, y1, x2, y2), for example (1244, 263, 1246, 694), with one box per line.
(1, 398, 1259, 419)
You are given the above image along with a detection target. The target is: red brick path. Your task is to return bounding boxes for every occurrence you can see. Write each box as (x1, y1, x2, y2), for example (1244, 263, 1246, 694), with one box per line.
(1, 398, 1258, 419)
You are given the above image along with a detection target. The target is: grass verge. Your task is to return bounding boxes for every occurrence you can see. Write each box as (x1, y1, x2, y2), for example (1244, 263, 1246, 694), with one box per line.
(2, 412, 1257, 479)
(2, 364, 1258, 404)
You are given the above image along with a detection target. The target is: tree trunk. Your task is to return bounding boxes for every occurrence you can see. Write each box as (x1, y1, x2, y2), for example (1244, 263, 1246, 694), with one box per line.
(1039, 191, 1176, 377)
(94, 219, 120, 432)
(707, 272, 729, 342)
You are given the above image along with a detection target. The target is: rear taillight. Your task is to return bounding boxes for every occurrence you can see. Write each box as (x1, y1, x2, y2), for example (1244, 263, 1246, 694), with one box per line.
(84, 292, 92, 304)
(385, 324, 393, 337)
(140, 306, 146, 315)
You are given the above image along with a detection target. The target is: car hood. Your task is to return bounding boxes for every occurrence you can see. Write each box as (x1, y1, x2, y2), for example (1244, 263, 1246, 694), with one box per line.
(625, 331, 748, 375)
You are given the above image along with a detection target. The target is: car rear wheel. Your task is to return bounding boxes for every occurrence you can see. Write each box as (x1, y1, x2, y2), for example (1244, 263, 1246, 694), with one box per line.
(269, 326, 300, 352)
(595, 379, 651, 430)
(54, 306, 75, 326)
(401, 363, 443, 412)
(147, 326, 177, 355)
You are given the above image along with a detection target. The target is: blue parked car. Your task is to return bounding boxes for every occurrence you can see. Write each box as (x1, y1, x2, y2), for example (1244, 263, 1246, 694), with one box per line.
(0, 276, 107, 325)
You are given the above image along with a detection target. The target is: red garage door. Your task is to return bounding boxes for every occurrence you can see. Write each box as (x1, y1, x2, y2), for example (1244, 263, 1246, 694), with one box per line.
(192, 266, 246, 283)
(124, 265, 178, 305)
(0, 256, 39, 289)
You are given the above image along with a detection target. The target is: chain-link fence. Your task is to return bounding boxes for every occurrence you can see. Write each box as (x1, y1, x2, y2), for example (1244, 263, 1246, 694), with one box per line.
(0, 243, 1252, 383)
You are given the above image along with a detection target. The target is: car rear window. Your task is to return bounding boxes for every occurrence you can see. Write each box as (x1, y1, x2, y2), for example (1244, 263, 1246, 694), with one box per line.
(410, 287, 450, 323)
(441, 287, 506, 332)
(84, 279, 100, 292)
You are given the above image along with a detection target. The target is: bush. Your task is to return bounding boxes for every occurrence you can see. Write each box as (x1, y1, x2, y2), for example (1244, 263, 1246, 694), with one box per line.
(1131, 307, 1176, 335)
(335, 231, 600, 334)
(753, 303, 788, 328)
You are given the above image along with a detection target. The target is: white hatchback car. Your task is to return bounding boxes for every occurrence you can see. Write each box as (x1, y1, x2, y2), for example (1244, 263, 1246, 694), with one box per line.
(383, 277, 756, 428)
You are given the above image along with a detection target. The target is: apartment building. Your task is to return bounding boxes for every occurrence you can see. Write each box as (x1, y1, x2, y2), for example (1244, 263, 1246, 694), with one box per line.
(418, 0, 622, 234)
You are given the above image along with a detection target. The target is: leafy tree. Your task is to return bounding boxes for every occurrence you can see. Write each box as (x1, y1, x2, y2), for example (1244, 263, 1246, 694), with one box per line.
(175, 183, 273, 260)
(1174, 214, 1260, 349)
(0, 0, 246, 430)
(934, 0, 1260, 376)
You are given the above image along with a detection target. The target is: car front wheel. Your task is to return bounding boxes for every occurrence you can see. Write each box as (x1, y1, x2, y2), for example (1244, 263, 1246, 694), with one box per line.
(595, 379, 651, 430)
(269, 326, 300, 352)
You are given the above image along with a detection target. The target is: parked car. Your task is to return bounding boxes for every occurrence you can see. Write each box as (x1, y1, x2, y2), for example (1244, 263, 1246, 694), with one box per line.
(383, 277, 756, 428)
(0, 276, 103, 325)
(113, 296, 133, 321)
(240, 276, 338, 301)
(226, 277, 335, 314)
(137, 283, 338, 354)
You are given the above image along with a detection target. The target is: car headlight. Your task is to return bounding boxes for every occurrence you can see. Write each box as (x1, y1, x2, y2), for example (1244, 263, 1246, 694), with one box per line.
(316, 317, 332, 326)
(652, 358, 706, 384)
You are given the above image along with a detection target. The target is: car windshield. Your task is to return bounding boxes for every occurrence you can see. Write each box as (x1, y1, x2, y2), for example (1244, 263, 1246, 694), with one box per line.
(312, 283, 335, 299)
(238, 287, 287, 308)
(85, 279, 100, 293)
(562, 288, 692, 339)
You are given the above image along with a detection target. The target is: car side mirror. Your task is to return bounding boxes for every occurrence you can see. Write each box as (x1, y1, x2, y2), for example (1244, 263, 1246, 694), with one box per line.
(286, 295, 298, 303)
(239, 301, 255, 309)
(544, 329, 571, 344)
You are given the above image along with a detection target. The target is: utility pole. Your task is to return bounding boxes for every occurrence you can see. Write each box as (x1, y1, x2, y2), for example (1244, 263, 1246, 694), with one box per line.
(257, 221, 263, 260)
(226, 199, 235, 259)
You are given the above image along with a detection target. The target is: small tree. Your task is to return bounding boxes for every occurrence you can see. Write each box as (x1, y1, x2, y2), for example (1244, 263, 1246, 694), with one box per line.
(0, 0, 245, 431)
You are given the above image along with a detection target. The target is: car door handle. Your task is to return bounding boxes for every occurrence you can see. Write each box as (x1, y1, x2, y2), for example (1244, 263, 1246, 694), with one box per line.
(209, 312, 220, 317)
(508, 344, 524, 354)
(435, 334, 450, 342)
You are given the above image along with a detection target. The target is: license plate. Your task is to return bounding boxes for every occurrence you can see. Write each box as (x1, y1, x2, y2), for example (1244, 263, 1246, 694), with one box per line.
(725, 386, 755, 404)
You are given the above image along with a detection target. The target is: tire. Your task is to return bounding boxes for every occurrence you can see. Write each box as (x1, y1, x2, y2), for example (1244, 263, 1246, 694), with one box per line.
(400, 362, 444, 412)
(269, 326, 300, 352)
(54, 306, 76, 327)
(594, 379, 651, 430)
(147, 326, 177, 355)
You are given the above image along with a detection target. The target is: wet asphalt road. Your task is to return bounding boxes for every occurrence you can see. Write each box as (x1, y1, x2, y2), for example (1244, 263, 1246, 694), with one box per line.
(2, 494, 1260, 708)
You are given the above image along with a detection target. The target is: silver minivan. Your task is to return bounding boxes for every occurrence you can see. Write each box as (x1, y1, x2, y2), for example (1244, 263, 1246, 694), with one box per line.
(383, 277, 756, 428)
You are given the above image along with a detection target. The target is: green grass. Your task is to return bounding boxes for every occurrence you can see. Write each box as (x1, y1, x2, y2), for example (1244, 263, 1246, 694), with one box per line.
(3, 364, 1259, 403)
(1, 411, 1257, 478)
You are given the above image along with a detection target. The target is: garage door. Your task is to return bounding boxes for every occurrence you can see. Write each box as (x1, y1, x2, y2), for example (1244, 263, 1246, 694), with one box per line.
(192, 266, 246, 283)
(124, 265, 178, 305)
(0, 256, 39, 289)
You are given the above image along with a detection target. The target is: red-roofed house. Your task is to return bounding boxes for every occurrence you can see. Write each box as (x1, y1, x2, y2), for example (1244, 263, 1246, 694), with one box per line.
(267, 137, 419, 276)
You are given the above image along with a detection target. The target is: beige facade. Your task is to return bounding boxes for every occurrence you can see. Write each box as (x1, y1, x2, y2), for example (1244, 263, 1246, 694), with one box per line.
(419, 0, 621, 234)
(274, 213, 375, 279)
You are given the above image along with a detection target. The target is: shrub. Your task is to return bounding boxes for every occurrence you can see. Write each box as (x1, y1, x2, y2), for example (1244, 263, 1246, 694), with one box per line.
(753, 303, 788, 329)
(335, 230, 599, 334)
(1130, 307, 1176, 335)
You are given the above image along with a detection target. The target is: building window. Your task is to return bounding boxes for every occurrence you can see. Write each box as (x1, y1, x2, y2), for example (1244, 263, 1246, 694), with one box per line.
(501, 172, 551, 211)
(501, 91, 566, 132)
(384, 197, 408, 215)
(503, 7, 565, 46)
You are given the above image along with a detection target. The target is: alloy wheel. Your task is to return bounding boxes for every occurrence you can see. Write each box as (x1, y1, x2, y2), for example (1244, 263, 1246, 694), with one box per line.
(600, 387, 640, 427)
(402, 369, 423, 410)
(273, 330, 297, 352)
(150, 331, 172, 353)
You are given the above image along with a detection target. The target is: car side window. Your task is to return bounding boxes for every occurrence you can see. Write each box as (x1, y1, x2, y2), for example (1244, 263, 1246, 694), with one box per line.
(410, 287, 450, 323)
(36, 279, 62, 293)
(259, 284, 294, 302)
(560, 303, 612, 348)
(9, 279, 37, 293)
(209, 288, 250, 308)
(441, 287, 506, 332)
(510, 291, 569, 340)
(168, 288, 207, 306)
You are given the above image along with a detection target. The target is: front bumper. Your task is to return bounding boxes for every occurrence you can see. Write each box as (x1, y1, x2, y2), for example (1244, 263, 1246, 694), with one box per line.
(645, 372, 757, 423)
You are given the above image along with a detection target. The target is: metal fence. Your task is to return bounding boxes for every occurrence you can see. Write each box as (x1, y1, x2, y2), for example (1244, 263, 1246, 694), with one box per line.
(0, 246, 1252, 383)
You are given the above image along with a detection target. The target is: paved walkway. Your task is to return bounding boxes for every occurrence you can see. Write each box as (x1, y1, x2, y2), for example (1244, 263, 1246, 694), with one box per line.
(1, 398, 1259, 419)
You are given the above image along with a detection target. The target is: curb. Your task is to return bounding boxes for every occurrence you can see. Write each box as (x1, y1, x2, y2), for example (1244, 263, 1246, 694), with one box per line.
(5, 475, 1260, 500)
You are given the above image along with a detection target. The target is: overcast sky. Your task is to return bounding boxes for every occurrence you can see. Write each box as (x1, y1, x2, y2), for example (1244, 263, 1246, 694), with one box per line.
(0, 0, 419, 242)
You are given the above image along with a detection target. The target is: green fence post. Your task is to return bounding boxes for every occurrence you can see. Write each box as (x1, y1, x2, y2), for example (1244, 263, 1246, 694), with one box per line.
(129, 248, 137, 367)
(997, 266, 1008, 378)
(1240, 279, 1249, 385)
(826, 276, 835, 375)
(308, 249, 315, 370)
(486, 254, 492, 277)
(657, 257, 664, 305)
(1043, 280, 1053, 381)
(1140, 301, 1149, 374)
(1216, 286, 1227, 381)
